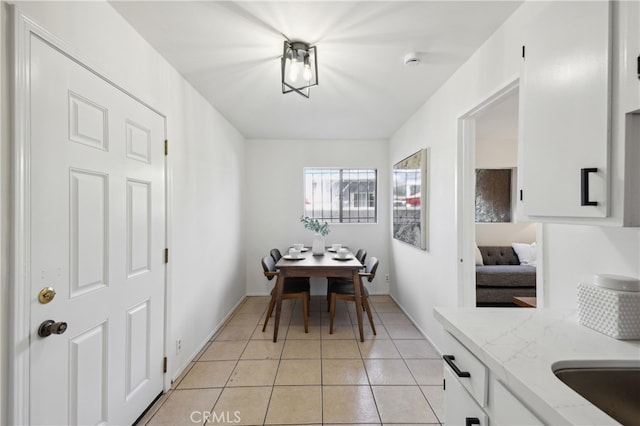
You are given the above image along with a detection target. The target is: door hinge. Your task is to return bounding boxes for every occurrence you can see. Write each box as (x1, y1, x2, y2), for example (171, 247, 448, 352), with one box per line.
(164, 248, 169, 264)
(520, 189, 523, 201)
(164, 139, 168, 156)
(443, 378, 446, 391)
(522, 45, 525, 59)
(637, 55, 639, 79)
(163, 357, 168, 373)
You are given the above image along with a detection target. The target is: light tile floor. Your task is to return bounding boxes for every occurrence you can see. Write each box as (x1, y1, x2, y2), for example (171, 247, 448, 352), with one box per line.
(137, 295, 444, 425)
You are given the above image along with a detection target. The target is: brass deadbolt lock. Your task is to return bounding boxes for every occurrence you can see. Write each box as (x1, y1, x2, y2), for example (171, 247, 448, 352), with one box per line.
(38, 287, 56, 304)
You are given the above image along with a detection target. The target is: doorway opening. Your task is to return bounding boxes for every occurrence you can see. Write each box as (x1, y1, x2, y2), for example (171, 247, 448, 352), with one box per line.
(457, 80, 541, 308)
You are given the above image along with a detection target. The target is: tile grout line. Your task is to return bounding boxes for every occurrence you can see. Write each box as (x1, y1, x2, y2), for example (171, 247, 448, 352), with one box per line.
(368, 298, 387, 425)
(146, 295, 442, 425)
(210, 298, 262, 425)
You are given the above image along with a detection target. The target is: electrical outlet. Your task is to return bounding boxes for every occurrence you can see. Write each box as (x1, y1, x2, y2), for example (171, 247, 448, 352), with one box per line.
(176, 339, 182, 355)
(385, 274, 389, 282)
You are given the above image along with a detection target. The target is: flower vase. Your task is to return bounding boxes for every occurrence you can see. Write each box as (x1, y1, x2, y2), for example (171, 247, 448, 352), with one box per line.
(311, 233, 325, 256)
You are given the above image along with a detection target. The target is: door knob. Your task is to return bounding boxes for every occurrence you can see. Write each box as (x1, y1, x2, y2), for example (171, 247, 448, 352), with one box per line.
(38, 320, 67, 337)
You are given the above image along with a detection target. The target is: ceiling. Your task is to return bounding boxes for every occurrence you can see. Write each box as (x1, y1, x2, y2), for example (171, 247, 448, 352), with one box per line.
(110, 1, 522, 140)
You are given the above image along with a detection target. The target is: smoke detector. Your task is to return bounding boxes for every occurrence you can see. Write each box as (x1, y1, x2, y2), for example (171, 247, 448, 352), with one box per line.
(403, 52, 421, 67)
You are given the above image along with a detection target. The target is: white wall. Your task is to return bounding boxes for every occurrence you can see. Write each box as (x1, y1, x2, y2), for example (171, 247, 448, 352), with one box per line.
(543, 224, 640, 308)
(475, 223, 536, 246)
(1, 3, 246, 416)
(475, 137, 517, 168)
(165, 75, 246, 375)
(475, 110, 536, 246)
(245, 139, 390, 296)
(0, 3, 9, 424)
(390, 1, 640, 349)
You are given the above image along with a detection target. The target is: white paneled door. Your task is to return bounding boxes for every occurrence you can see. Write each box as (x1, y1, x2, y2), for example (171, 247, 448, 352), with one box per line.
(28, 34, 166, 425)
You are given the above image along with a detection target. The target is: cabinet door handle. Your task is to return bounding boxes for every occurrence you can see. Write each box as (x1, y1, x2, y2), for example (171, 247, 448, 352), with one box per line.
(443, 355, 471, 378)
(466, 417, 481, 426)
(580, 168, 598, 206)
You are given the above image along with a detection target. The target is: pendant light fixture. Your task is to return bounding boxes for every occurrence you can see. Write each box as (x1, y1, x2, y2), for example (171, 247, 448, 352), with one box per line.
(281, 40, 318, 98)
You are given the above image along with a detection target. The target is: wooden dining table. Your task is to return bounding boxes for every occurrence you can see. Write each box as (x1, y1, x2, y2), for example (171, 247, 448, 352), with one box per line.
(274, 249, 366, 342)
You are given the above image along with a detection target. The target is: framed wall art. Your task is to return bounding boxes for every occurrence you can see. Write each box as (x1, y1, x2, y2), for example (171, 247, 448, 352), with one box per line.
(392, 149, 428, 250)
(475, 168, 514, 223)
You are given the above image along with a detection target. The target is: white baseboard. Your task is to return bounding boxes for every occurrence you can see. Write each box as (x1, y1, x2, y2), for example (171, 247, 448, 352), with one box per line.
(388, 294, 443, 357)
(170, 295, 246, 384)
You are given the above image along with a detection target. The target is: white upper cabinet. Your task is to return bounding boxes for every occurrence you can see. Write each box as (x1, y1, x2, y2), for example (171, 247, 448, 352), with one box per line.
(519, 1, 610, 219)
(621, 0, 640, 112)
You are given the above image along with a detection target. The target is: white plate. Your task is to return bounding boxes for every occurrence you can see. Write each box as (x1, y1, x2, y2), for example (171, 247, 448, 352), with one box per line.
(283, 255, 304, 260)
(332, 255, 353, 261)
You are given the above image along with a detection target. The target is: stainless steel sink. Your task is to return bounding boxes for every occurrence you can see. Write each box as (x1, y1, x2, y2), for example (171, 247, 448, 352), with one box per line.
(553, 361, 640, 425)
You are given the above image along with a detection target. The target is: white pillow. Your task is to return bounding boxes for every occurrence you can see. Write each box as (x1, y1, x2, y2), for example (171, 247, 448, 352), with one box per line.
(475, 245, 484, 266)
(512, 242, 537, 266)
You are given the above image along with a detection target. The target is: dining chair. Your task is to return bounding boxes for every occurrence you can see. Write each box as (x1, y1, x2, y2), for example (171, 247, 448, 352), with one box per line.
(270, 248, 283, 262)
(327, 248, 367, 305)
(328, 256, 379, 335)
(261, 255, 309, 333)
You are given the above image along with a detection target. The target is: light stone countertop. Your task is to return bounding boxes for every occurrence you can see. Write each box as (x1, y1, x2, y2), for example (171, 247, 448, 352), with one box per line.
(434, 307, 640, 425)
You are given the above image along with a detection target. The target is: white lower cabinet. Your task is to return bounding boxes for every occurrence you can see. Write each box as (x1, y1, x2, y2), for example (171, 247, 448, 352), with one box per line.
(444, 365, 488, 426)
(491, 378, 543, 426)
(443, 332, 544, 426)
(442, 332, 488, 406)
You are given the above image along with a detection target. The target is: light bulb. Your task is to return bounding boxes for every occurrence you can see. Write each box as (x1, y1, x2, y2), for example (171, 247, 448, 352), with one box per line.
(303, 63, 312, 82)
(288, 59, 299, 82)
(302, 53, 313, 82)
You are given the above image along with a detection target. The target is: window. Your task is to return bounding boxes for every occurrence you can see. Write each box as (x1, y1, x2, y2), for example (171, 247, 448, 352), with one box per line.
(304, 168, 377, 223)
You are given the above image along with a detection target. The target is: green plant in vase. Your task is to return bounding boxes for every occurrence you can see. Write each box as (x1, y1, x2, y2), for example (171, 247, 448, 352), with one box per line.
(300, 215, 330, 255)
(300, 215, 330, 236)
